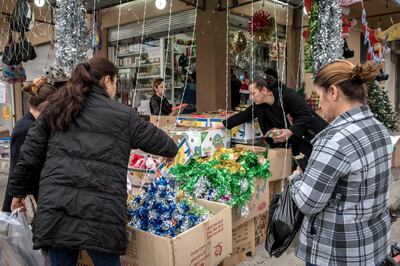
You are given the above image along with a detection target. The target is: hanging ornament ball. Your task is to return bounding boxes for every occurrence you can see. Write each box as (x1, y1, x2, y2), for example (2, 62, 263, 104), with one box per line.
(233, 31, 247, 54)
(248, 10, 275, 43)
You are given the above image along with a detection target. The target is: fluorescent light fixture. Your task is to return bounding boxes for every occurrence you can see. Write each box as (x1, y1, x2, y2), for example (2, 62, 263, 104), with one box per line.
(155, 0, 166, 10)
(34, 0, 45, 7)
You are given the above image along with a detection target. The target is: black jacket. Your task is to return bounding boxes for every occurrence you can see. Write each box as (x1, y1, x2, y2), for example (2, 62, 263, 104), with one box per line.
(8, 85, 178, 254)
(149, 94, 172, 115)
(2, 112, 41, 212)
(223, 86, 328, 160)
(231, 75, 242, 109)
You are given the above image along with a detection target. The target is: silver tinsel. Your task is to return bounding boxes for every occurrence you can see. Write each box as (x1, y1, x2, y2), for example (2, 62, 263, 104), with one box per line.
(55, 0, 88, 76)
(313, 0, 343, 76)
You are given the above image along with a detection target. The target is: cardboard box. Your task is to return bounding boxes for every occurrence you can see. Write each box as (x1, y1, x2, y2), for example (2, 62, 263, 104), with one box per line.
(121, 199, 232, 266)
(235, 145, 292, 182)
(230, 122, 262, 144)
(267, 149, 292, 181)
(269, 180, 284, 203)
(219, 219, 256, 266)
(232, 178, 269, 229)
(255, 212, 268, 246)
(391, 136, 400, 168)
(150, 115, 178, 127)
(176, 116, 209, 127)
(170, 127, 230, 158)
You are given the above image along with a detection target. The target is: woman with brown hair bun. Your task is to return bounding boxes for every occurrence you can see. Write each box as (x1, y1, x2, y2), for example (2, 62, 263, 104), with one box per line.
(8, 57, 178, 265)
(289, 60, 392, 266)
(1, 76, 64, 213)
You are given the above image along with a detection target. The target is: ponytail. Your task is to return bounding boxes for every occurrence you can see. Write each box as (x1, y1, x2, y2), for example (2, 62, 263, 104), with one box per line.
(43, 57, 117, 131)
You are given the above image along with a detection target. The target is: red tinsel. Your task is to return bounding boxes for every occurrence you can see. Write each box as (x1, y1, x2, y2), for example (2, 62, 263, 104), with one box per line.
(248, 10, 275, 42)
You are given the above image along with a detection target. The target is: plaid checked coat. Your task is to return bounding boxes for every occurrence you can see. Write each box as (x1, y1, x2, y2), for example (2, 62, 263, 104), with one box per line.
(290, 105, 392, 266)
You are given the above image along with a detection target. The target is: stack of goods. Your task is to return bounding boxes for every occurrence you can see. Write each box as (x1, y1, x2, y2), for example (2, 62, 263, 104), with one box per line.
(127, 177, 213, 237)
(171, 148, 270, 217)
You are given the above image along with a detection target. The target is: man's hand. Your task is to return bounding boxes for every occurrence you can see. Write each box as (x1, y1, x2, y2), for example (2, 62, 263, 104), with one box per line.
(271, 129, 293, 143)
(11, 197, 26, 212)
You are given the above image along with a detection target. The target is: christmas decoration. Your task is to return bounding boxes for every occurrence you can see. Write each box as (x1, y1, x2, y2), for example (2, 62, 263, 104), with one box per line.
(378, 23, 400, 42)
(312, 0, 343, 76)
(176, 39, 196, 46)
(304, 0, 318, 73)
(269, 40, 285, 61)
(232, 31, 247, 55)
(248, 10, 275, 43)
(127, 176, 212, 237)
(55, 0, 88, 76)
(171, 148, 271, 217)
(367, 81, 399, 132)
(306, 91, 320, 112)
(341, 15, 357, 39)
(363, 25, 384, 61)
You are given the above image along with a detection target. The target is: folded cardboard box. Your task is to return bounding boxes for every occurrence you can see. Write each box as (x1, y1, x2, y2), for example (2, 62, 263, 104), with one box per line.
(121, 199, 232, 266)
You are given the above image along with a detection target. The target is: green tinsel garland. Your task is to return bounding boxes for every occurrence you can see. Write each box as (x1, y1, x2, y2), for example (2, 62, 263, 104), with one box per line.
(304, 0, 319, 73)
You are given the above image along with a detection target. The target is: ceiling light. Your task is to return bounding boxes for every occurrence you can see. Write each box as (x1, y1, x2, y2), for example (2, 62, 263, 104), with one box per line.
(155, 0, 166, 10)
(34, 0, 45, 7)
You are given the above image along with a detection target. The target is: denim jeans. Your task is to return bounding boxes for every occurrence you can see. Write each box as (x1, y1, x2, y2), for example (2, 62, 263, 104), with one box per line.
(306, 263, 316, 266)
(49, 248, 120, 266)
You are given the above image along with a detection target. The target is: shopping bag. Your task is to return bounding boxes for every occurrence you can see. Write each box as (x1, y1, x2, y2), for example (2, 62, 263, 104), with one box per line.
(0, 210, 45, 266)
(265, 183, 304, 257)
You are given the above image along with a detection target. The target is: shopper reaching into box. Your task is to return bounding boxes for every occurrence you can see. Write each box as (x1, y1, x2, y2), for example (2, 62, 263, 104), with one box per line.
(8, 57, 178, 266)
(289, 60, 391, 266)
(219, 70, 328, 167)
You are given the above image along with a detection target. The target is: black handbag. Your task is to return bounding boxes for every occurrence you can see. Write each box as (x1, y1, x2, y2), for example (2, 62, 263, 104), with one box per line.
(18, 31, 36, 62)
(2, 32, 22, 65)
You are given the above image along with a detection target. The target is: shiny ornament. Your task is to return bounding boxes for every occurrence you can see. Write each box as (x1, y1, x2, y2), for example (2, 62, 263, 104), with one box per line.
(248, 10, 275, 43)
(232, 31, 247, 55)
(171, 148, 271, 217)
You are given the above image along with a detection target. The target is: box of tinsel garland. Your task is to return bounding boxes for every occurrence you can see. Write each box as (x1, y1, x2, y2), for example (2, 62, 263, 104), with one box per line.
(122, 176, 232, 266)
(171, 148, 271, 229)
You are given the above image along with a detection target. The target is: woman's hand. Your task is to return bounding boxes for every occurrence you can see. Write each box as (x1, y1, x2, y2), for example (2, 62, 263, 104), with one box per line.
(271, 129, 293, 143)
(11, 197, 26, 212)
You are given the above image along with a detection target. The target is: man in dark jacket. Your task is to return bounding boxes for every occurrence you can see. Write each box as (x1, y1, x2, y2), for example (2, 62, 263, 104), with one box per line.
(223, 73, 327, 168)
(231, 69, 242, 109)
(7, 58, 178, 264)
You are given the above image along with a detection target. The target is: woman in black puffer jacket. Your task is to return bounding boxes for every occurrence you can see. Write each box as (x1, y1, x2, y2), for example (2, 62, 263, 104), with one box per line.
(8, 57, 178, 266)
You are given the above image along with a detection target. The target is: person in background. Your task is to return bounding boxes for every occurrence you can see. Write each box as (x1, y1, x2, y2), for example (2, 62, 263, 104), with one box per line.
(182, 69, 197, 114)
(230, 68, 241, 109)
(220, 73, 327, 167)
(239, 71, 250, 104)
(2, 70, 66, 212)
(150, 78, 179, 116)
(8, 57, 178, 266)
(290, 60, 391, 266)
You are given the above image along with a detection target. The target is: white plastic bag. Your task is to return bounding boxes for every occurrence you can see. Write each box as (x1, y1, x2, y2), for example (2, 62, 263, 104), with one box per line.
(0, 210, 46, 266)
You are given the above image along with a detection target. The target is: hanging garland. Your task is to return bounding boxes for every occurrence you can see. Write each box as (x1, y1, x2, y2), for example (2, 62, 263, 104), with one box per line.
(304, 0, 318, 73)
(231, 31, 247, 55)
(248, 10, 275, 43)
(55, 0, 88, 76)
(312, 0, 343, 77)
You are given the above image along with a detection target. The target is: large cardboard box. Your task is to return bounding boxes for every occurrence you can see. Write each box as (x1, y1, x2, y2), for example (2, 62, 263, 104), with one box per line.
(150, 115, 178, 127)
(219, 219, 256, 266)
(235, 145, 292, 182)
(268, 148, 292, 181)
(176, 116, 209, 127)
(231, 178, 269, 229)
(391, 136, 400, 168)
(254, 212, 268, 246)
(230, 122, 262, 144)
(269, 180, 284, 203)
(170, 127, 230, 158)
(77, 251, 93, 266)
(121, 199, 233, 266)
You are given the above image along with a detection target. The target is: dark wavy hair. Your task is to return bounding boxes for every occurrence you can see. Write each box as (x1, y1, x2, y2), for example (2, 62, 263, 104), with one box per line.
(43, 57, 117, 131)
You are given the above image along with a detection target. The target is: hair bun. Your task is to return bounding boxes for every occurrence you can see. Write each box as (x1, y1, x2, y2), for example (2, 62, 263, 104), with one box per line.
(352, 61, 380, 84)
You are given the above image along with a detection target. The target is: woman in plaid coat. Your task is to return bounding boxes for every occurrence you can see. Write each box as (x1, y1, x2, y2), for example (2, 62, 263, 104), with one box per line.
(290, 60, 392, 266)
